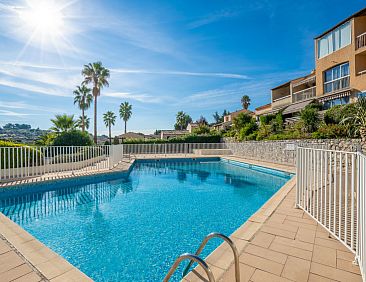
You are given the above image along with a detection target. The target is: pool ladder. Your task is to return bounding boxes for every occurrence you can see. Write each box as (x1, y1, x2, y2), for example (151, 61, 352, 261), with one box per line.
(163, 232, 240, 282)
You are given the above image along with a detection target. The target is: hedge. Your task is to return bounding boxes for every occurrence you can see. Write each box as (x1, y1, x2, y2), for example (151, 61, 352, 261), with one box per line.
(122, 134, 221, 144)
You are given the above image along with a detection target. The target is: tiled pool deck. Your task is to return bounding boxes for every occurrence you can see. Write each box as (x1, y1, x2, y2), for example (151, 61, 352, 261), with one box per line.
(0, 155, 363, 281)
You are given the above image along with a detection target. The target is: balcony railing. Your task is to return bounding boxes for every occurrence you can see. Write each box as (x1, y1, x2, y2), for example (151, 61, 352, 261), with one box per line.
(356, 32, 366, 50)
(292, 86, 316, 102)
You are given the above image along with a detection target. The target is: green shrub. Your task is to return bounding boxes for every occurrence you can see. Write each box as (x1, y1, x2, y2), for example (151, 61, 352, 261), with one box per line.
(122, 134, 221, 144)
(0, 140, 43, 169)
(300, 106, 320, 133)
(238, 122, 258, 141)
(259, 114, 276, 125)
(232, 113, 253, 131)
(312, 124, 348, 139)
(192, 124, 210, 135)
(52, 130, 93, 146)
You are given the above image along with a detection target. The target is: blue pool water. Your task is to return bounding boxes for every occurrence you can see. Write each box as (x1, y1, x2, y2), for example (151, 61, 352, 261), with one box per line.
(0, 158, 291, 281)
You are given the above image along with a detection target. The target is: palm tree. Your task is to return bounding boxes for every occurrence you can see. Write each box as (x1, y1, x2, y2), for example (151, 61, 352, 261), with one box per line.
(76, 115, 90, 130)
(103, 111, 117, 144)
(176, 111, 186, 130)
(50, 114, 76, 133)
(73, 85, 93, 132)
(241, 95, 251, 110)
(342, 97, 366, 142)
(119, 102, 132, 134)
(82, 62, 110, 143)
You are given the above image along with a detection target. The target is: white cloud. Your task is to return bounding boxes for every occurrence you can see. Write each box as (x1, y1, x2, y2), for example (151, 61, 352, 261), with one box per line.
(187, 9, 240, 29)
(111, 68, 249, 80)
(104, 92, 163, 104)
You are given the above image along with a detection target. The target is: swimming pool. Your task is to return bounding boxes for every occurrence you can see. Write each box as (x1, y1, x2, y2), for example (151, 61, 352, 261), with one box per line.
(0, 158, 292, 281)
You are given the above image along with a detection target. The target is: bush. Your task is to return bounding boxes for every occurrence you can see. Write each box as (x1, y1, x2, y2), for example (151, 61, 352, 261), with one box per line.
(122, 134, 221, 144)
(192, 125, 210, 135)
(324, 105, 343, 124)
(300, 106, 320, 133)
(259, 114, 276, 125)
(232, 113, 253, 131)
(0, 140, 43, 169)
(52, 130, 93, 146)
(238, 122, 258, 141)
(312, 124, 348, 139)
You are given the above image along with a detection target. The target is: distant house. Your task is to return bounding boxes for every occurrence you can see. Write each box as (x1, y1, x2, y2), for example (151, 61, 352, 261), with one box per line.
(160, 130, 188, 140)
(211, 121, 232, 131)
(223, 109, 254, 123)
(187, 123, 199, 133)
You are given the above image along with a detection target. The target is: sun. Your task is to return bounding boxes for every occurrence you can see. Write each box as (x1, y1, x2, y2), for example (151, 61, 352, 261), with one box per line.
(19, 0, 65, 37)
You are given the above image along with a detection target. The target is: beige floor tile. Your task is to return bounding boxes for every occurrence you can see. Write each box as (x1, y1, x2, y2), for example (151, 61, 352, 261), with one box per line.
(245, 244, 287, 264)
(250, 232, 275, 248)
(282, 256, 311, 282)
(231, 222, 262, 241)
(312, 245, 337, 267)
(265, 221, 299, 233)
(269, 242, 312, 261)
(0, 263, 33, 282)
(219, 262, 255, 282)
(310, 262, 362, 282)
(50, 268, 92, 282)
(12, 272, 41, 282)
(336, 259, 361, 275)
(36, 256, 74, 279)
(250, 269, 292, 282)
(0, 251, 25, 274)
(0, 240, 11, 255)
(239, 253, 284, 276)
(336, 250, 355, 262)
(314, 238, 349, 252)
(272, 236, 314, 252)
(261, 226, 296, 240)
(308, 273, 334, 282)
(296, 227, 316, 244)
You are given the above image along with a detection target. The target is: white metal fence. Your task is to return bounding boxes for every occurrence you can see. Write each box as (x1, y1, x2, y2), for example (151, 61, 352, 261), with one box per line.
(296, 147, 365, 281)
(0, 145, 112, 181)
(0, 143, 228, 181)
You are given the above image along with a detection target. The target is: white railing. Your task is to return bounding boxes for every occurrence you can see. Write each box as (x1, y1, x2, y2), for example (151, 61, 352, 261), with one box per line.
(356, 32, 366, 50)
(358, 152, 366, 279)
(293, 86, 316, 102)
(297, 147, 366, 281)
(272, 95, 291, 103)
(122, 143, 226, 157)
(0, 145, 112, 181)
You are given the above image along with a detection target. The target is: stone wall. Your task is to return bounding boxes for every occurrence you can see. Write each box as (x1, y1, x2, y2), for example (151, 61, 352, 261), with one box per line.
(223, 138, 363, 166)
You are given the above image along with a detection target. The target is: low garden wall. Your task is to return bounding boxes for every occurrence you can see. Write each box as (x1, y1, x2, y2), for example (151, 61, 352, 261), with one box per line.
(223, 138, 364, 166)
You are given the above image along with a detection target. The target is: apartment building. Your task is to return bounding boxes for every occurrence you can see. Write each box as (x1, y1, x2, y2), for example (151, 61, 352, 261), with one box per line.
(315, 8, 366, 108)
(255, 7, 366, 118)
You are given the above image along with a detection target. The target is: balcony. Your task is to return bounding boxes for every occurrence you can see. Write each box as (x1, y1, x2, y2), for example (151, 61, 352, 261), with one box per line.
(272, 95, 291, 109)
(356, 32, 366, 50)
(292, 86, 316, 102)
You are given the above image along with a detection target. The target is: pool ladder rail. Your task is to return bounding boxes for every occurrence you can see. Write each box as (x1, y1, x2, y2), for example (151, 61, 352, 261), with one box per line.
(163, 232, 240, 282)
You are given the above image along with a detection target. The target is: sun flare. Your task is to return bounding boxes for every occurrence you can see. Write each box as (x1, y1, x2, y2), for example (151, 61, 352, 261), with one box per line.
(19, 0, 65, 36)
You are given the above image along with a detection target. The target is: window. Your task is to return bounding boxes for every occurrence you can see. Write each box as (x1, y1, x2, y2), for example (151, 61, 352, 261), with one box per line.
(317, 21, 351, 58)
(323, 96, 350, 110)
(323, 62, 350, 94)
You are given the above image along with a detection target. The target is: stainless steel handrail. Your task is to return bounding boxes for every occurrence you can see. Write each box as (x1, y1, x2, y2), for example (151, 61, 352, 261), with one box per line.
(163, 253, 215, 282)
(182, 232, 240, 282)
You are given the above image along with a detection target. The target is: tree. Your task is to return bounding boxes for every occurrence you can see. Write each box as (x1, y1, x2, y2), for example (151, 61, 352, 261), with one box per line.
(50, 114, 76, 133)
(73, 85, 93, 132)
(82, 62, 110, 143)
(342, 97, 366, 141)
(241, 95, 251, 110)
(76, 115, 90, 130)
(175, 111, 192, 130)
(300, 106, 320, 133)
(196, 115, 208, 125)
(213, 111, 221, 123)
(119, 102, 132, 134)
(103, 111, 117, 144)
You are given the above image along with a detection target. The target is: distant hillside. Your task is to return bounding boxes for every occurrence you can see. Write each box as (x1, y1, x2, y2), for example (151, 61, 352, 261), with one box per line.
(0, 123, 49, 144)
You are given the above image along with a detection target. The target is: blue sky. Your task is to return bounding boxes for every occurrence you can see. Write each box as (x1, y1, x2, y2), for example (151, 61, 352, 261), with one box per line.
(0, 0, 365, 135)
